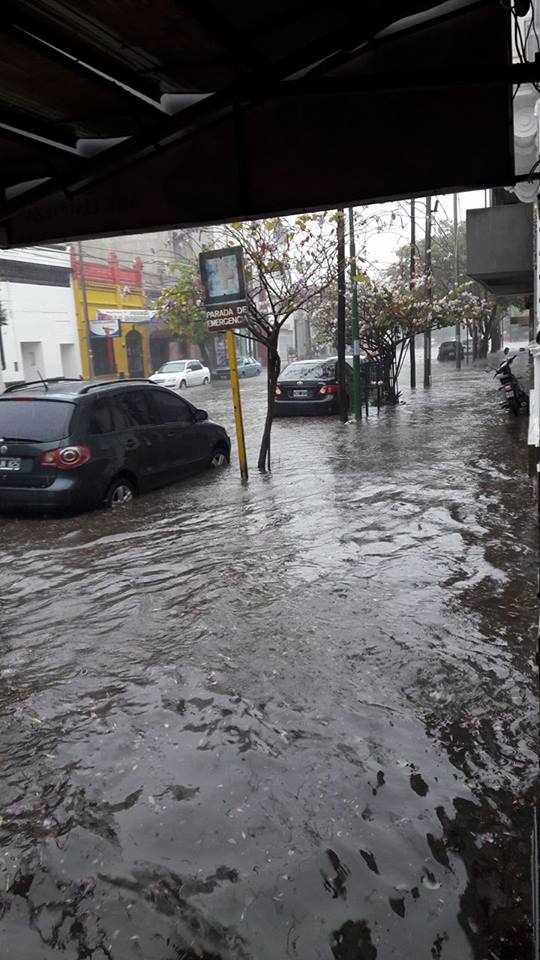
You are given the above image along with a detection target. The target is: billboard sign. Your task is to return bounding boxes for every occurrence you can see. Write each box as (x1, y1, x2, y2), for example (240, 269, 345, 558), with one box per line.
(91, 309, 160, 336)
(97, 309, 159, 324)
(199, 246, 248, 331)
(90, 312, 121, 337)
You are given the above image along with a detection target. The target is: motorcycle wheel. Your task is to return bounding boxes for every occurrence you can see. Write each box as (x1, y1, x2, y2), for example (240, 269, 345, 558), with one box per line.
(509, 397, 520, 416)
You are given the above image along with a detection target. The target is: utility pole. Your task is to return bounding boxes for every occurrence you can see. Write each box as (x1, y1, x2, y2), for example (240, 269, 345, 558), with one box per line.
(336, 208, 348, 422)
(454, 193, 461, 370)
(348, 206, 362, 419)
(424, 197, 432, 388)
(77, 241, 94, 380)
(0, 314, 5, 393)
(409, 199, 416, 389)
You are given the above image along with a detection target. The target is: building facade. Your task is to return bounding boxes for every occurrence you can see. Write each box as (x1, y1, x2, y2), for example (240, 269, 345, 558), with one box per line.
(76, 229, 225, 372)
(0, 246, 81, 388)
(71, 250, 158, 380)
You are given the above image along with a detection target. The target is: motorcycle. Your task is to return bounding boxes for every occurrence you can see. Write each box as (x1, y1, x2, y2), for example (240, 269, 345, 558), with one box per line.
(494, 349, 529, 416)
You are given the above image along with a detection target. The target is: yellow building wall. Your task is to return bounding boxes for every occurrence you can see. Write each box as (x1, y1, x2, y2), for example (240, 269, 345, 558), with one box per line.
(73, 278, 153, 379)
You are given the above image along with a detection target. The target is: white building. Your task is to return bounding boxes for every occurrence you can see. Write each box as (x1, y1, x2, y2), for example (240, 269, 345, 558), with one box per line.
(278, 309, 312, 363)
(0, 247, 81, 389)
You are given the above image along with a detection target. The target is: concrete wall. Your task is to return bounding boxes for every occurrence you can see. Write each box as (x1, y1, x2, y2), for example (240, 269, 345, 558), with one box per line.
(467, 204, 534, 295)
(0, 248, 81, 385)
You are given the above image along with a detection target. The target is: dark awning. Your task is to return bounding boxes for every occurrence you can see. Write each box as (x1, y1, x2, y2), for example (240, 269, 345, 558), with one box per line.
(0, 1, 514, 246)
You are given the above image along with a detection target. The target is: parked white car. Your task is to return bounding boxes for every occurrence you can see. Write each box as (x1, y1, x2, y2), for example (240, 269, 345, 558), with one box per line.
(149, 360, 211, 389)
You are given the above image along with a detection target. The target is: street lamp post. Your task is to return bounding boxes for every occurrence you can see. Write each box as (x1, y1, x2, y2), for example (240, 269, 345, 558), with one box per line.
(454, 193, 461, 370)
(410, 198, 416, 389)
(424, 197, 432, 388)
(348, 206, 362, 420)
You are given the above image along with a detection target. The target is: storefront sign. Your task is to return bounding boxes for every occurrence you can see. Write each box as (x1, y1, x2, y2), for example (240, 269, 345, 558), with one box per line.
(95, 308, 159, 325)
(90, 313, 120, 337)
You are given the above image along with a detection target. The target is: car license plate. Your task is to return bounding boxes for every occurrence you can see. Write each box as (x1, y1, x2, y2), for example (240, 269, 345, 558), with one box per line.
(0, 458, 21, 471)
(293, 390, 308, 398)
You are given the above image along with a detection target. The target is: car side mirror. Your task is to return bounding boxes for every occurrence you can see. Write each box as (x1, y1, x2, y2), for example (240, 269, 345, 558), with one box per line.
(194, 408, 208, 422)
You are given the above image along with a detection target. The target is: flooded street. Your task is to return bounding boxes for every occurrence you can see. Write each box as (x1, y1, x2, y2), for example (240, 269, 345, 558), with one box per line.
(0, 359, 537, 960)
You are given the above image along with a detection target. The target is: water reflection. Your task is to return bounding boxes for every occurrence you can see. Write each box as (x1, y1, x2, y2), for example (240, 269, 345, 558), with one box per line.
(0, 367, 535, 958)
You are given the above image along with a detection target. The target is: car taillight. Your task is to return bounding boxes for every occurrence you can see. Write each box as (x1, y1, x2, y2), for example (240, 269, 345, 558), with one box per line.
(39, 446, 91, 469)
(319, 384, 338, 395)
(275, 385, 282, 395)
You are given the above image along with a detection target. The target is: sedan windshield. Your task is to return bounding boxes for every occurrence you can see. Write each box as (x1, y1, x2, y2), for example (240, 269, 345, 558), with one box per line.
(280, 361, 336, 380)
(157, 362, 186, 373)
(0, 399, 74, 441)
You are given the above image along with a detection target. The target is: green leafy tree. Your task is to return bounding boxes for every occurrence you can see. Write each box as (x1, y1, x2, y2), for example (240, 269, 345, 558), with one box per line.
(155, 261, 213, 366)
(216, 213, 342, 470)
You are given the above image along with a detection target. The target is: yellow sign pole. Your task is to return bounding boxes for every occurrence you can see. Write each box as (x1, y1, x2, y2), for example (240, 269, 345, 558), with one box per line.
(225, 329, 248, 481)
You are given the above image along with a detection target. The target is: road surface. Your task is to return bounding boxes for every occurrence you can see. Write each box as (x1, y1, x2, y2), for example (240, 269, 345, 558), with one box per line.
(0, 356, 536, 959)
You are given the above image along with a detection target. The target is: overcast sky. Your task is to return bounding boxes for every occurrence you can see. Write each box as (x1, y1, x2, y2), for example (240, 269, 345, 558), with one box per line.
(362, 189, 489, 277)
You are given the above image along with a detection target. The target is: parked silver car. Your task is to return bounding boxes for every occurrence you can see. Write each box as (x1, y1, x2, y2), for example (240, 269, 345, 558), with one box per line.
(213, 356, 262, 380)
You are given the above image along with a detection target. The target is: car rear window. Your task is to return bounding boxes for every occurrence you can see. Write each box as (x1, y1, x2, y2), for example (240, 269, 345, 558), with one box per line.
(280, 361, 336, 380)
(0, 399, 74, 441)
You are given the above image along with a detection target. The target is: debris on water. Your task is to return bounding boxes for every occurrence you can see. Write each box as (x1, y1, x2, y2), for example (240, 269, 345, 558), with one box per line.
(421, 871, 441, 891)
(389, 897, 406, 917)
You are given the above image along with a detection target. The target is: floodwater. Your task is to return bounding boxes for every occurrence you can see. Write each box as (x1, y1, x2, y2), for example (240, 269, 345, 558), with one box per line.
(0, 355, 537, 960)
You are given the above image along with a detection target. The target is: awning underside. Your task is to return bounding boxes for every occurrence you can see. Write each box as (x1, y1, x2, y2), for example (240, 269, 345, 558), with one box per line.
(0, 0, 513, 245)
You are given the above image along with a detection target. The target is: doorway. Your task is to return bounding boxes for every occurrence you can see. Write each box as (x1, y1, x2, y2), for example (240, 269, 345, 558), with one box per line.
(60, 343, 79, 378)
(92, 337, 116, 376)
(20, 341, 44, 382)
(126, 329, 144, 378)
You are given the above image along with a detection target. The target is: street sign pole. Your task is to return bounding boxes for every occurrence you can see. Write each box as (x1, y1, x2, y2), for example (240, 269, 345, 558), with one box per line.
(225, 330, 248, 481)
(348, 207, 362, 420)
(199, 245, 249, 481)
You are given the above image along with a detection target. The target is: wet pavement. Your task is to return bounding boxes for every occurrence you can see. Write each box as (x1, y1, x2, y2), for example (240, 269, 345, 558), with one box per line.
(0, 355, 537, 960)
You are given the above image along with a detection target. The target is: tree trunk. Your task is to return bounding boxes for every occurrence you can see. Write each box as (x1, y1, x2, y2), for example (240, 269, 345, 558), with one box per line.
(199, 341, 211, 368)
(479, 330, 490, 359)
(472, 324, 478, 361)
(489, 306, 501, 353)
(383, 348, 399, 404)
(490, 319, 502, 352)
(258, 339, 281, 471)
(479, 311, 494, 359)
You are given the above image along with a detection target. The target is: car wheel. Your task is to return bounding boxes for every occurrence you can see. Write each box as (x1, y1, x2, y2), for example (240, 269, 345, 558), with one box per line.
(210, 446, 230, 467)
(105, 477, 135, 509)
(179, 379, 187, 389)
(256, 368, 261, 375)
(203, 376, 209, 385)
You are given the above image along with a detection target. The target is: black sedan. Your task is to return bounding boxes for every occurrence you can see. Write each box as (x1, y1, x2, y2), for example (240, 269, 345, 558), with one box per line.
(274, 359, 350, 416)
(437, 340, 465, 361)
